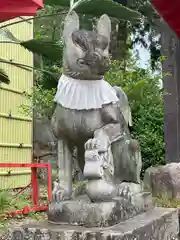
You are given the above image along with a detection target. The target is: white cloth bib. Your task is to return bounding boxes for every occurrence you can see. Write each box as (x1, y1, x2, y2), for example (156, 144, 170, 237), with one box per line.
(54, 74, 119, 110)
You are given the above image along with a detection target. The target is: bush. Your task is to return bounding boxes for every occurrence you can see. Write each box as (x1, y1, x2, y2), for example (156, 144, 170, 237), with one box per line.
(20, 65, 61, 119)
(105, 59, 165, 174)
(20, 85, 56, 119)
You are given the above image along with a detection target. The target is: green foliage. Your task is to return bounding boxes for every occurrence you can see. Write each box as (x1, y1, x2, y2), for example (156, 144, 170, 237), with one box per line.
(155, 194, 180, 208)
(0, 191, 10, 213)
(0, 188, 47, 228)
(129, 0, 161, 70)
(20, 65, 61, 118)
(0, 190, 30, 214)
(21, 39, 64, 61)
(45, 0, 141, 22)
(105, 59, 165, 174)
(39, 64, 61, 90)
(21, 84, 57, 118)
(34, 5, 65, 41)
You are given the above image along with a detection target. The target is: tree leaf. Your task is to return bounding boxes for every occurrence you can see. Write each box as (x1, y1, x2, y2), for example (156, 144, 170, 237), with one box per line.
(0, 28, 19, 42)
(70, 0, 74, 8)
(20, 39, 64, 61)
(0, 58, 59, 82)
(70, 0, 86, 12)
(0, 68, 10, 84)
(44, 0, 141, 22)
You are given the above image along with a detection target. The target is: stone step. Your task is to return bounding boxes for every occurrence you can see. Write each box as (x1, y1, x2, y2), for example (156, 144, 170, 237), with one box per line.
(9, 207, 179, 240)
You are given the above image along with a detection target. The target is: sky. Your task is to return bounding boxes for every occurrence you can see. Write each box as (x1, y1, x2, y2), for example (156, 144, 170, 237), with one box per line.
(138, 46, 150, 68)
(134, 43, 150, 69)
(135, 43, 163, 89)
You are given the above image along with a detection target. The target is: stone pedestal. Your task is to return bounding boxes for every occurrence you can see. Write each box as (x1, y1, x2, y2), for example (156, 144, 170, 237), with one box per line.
(7, 188, 180, 239)
(48, 192, 153, 227)
(9, 208, 179, 240)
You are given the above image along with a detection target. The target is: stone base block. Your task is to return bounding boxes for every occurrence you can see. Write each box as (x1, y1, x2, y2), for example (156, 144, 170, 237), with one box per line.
(48, 192, 153, 227)
(9, 208, 179, 240)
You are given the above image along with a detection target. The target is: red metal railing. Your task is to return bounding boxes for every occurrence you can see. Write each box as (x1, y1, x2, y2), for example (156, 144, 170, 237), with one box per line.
(0, 163, 52, 216)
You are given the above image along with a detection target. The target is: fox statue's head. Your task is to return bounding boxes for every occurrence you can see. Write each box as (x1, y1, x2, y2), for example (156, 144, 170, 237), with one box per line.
(62, 11, 111, 80)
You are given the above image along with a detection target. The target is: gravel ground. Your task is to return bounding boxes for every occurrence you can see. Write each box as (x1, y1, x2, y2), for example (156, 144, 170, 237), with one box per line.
(0, 213, 47, 240)
(0, 219, 37, 240)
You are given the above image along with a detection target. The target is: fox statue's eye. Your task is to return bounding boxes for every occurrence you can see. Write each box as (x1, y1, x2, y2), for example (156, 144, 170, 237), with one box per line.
(72, 31, 88, 51)
(76, 58, 85, 67)
(77, 43, 86, 51)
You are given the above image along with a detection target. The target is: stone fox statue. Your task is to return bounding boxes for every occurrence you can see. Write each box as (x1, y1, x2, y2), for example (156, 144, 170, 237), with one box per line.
(51, 11, 142, 202)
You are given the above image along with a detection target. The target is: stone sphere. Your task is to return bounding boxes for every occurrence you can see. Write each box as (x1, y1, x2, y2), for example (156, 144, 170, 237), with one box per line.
(85, 179, 117, 202)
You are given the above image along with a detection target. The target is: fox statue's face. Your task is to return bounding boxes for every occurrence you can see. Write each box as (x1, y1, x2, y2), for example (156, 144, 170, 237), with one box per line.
(62, 11, 111, 80)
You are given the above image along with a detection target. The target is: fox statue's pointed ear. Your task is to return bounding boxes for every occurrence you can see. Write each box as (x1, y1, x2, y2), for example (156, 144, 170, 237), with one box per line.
(63, 11, 79, 41)
(97, 14, 111, 43)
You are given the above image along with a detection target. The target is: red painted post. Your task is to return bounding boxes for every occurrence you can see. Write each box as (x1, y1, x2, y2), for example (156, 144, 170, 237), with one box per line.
(31, 167, 39, 206)
(47, 164, 52, 201)
(0, 162, 52, 217)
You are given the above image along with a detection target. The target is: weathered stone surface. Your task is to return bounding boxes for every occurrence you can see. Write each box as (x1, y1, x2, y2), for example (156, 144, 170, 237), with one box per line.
(144, 163, 180, 199)
(47, 192, 153, 227)
(9, 208, 179, 240)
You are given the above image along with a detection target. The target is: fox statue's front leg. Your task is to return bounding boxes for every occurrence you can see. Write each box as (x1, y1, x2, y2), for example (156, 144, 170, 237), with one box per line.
(52, 139, 73, 201)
